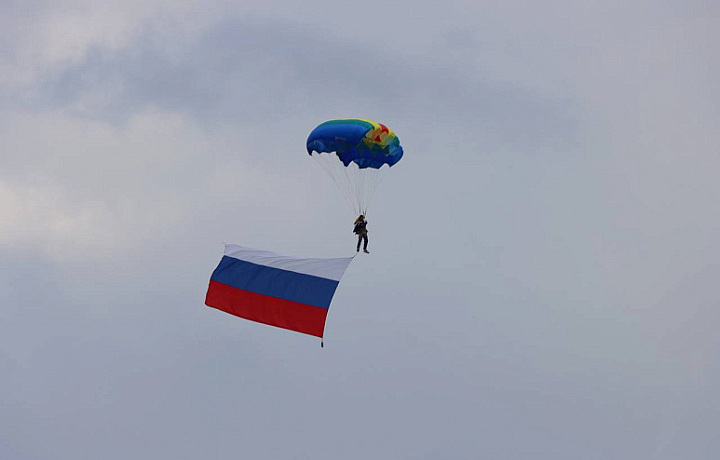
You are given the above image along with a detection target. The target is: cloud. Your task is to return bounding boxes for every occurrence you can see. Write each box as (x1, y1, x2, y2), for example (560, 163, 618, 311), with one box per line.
(0, 108, 285, 260)
(14, 13, 582, 154)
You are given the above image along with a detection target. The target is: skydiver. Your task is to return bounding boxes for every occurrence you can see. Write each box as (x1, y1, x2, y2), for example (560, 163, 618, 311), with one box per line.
(353, 215, 369, 253)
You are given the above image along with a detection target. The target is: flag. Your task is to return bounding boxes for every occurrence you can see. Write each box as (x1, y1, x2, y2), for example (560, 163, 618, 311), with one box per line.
(205, 244, 354, 337)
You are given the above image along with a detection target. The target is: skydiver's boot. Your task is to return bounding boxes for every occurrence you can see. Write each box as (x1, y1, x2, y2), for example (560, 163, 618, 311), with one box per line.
(363, 249, 369, 254)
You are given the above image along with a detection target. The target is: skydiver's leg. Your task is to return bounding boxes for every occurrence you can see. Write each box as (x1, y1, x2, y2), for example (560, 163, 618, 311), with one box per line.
(357, 235, 361, 252)
(363, 235, 368, 252)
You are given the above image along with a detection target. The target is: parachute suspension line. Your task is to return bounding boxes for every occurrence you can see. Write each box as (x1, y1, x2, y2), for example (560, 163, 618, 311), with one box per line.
(350, 164, 383, 217)
(343, 159, 364, 215)
(365, 166, 389, 215)
(338, 162, 357, 214)
(357, 166, 368, 216)
(352, 165, 386, 217)
(350, 165, 361, 214)
(312, 154, 357, 214)
(364, 167, 381, 216)
(328, 156, 355, 213)
(310, 152, 390, 217)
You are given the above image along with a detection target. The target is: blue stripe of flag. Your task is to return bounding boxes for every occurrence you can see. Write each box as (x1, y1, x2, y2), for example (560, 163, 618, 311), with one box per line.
(209, 256, 340, 309)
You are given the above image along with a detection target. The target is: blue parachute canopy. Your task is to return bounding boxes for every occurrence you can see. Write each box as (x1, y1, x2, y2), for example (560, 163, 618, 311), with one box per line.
(306, 119, 404, 169)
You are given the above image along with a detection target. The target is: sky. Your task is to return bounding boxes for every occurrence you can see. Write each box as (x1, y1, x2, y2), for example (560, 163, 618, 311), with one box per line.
(2, 1, 719, 459)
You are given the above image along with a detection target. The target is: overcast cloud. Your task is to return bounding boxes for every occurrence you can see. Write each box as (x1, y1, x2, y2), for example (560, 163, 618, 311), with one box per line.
(2, 1, 719, 459)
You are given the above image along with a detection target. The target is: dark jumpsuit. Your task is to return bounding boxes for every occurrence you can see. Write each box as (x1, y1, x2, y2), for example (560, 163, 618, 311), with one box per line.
(354, 220, 368, 251)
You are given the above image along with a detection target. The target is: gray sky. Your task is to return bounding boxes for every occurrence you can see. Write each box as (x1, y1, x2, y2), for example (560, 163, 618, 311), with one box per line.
(2, 1, 719, 459)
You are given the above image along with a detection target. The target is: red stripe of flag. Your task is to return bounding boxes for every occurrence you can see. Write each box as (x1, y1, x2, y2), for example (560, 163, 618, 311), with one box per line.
(205, 280, 329, 337)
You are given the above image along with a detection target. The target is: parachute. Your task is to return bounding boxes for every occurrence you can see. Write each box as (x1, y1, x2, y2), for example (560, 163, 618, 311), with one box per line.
(307, 119, 404, 215)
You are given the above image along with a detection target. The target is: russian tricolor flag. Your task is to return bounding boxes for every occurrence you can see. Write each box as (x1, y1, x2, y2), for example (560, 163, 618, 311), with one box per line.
(205, 244, 354, 338)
